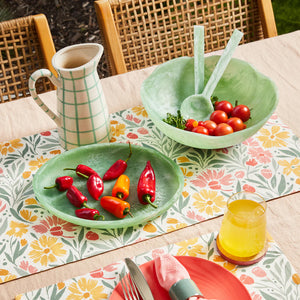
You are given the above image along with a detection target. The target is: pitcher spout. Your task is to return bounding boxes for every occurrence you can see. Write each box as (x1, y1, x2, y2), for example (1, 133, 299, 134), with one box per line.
(52, 43, 103, 75)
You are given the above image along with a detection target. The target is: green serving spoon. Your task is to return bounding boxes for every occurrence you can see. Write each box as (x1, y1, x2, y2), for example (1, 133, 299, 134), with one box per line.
(181, 29, 244, 121)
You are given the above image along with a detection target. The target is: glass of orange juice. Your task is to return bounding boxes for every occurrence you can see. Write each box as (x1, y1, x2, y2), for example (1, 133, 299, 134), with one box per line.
(217, 191, 267, 265)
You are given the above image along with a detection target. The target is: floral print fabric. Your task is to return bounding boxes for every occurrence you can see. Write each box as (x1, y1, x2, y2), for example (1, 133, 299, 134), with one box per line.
(0, 106, 300, 283)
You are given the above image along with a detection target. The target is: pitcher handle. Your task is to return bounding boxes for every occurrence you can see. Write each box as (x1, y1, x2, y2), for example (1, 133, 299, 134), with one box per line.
(28, 69, 61, 127)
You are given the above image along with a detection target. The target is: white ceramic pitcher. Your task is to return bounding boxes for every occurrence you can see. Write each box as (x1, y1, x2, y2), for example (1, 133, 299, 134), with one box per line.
(29, 43, 111, 150)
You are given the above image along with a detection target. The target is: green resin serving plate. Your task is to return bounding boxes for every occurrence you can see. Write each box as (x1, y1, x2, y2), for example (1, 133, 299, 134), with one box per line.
(33, 143, 184, 229)
(141, 56, 278, 149)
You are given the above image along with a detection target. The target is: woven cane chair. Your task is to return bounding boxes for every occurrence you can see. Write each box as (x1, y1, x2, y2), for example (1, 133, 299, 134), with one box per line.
(94, 0, 277, 75)
(0, 14, 56, 103)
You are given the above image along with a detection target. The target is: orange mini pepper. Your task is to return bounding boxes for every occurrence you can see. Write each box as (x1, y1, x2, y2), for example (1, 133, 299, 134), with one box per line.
(100, 196, 133, 218)
(112, 174, 130, 200)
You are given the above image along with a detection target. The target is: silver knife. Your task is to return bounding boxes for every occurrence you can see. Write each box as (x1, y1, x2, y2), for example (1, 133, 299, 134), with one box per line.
(125, 257, 154, 300)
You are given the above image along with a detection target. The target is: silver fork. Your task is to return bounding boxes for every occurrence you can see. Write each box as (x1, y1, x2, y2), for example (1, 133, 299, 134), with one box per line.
(119, 272, 140, 300)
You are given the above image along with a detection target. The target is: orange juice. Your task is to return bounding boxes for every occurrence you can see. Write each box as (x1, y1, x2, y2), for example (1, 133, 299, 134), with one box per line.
(219, 198, 266, 257)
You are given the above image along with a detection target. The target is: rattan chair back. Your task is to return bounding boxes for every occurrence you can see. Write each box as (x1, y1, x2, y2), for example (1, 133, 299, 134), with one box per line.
(0, 14, 56, 103)
(94, 0, 277, 75)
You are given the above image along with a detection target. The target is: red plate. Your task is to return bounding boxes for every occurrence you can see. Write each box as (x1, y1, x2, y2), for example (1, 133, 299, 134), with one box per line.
(110, 256, 251, 299)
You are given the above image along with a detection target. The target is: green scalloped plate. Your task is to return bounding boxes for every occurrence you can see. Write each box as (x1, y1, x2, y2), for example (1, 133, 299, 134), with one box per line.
(33, 143, 184, 228)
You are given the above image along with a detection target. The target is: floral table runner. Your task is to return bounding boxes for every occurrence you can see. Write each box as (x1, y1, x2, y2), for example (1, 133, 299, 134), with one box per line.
(16, 231, 300, 299)
(1, 105, 300, 283)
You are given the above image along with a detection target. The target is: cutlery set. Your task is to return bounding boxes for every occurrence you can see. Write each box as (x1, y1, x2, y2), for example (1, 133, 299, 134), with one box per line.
(120, 258, 154, 300)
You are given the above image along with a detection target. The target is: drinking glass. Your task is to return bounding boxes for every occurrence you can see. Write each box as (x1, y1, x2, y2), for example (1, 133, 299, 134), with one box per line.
(217, 191, 267, 265)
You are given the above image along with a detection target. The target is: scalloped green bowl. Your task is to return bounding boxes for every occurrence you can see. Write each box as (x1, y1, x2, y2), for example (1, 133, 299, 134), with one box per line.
(141, 56, 278, 149)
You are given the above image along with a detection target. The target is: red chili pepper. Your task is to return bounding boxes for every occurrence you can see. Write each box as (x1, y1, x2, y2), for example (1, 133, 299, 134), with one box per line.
(66, 185, 88, 208)
(64, 164, 98, 178)
(75, 208, 104, 220)
(44, 176, 73, 191)
(100, 196, 133, 218)
(137, 161, 157, 208)
(103, 143, 132, 181)
(77, 172, 104, 201)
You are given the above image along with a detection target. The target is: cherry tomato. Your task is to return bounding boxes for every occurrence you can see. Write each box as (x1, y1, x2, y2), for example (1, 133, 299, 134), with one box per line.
(214, 100, 233, 116)
(231, 104, 251, 122)
(227, 117, 246, 132)
(210, 110, 228, 124)
(198, 121, 205, 127)
(214, 123, 234, 136)
(192, 126, 209, 135)
(203, 120, 217, 135)
(185, 119, 198, 131)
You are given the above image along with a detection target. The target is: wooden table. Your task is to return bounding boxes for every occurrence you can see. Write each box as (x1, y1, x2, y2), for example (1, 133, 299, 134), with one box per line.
(0, 31, 299, 299)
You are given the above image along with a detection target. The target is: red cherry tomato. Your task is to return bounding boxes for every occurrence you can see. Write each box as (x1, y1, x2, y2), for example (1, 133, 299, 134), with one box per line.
(192, 126, 209, 135)
(203, 120, 217, 135)
(214, 100, 233, 116)
(210, 110, 228, 124)
(214, 123, 234, 136)
(231, 104, 251, 122)
(227, 117, 246, 132)
(185, 119, 198, 131)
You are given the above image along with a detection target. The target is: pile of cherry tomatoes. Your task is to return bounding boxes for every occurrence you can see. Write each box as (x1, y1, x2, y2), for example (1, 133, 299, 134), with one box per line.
(185, 100, 251, 136)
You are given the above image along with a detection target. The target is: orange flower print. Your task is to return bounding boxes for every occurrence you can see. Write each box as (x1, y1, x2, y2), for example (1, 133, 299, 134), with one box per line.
(278, 158, 300, 177)
(176, 238, 206, 257)
(132, 106, 148, 118)
(29, 236, 67, 266)
(192, 190, 226, 216)
(50, 149, 61, 155)
(257, 125, 289, 148)
(111, 123, 126, 137)
(20, 209, 38, 222)
(6, 221, 29, 238)
(25, 198, 39, 205)
(180, 167, 193, 177)
(0, 139, 23, 155)
(67, 278, 107, 300)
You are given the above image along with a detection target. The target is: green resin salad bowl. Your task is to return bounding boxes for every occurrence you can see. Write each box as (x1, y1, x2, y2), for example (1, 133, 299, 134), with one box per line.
(141, 56, 278, 149)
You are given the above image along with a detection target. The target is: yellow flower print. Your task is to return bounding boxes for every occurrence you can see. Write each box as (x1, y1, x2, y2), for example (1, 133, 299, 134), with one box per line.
(0, 139, 23, 155)
(20, 239, 27, 247)
(176, 238, 206, 257)
(111, 123, 126, 137)
(212, 255, 237, 273)
(180, 167, 193, 177)
(167, 223, 187, 232)
(25, 198, 38, 205)
(177, 156, 190, 163)
(278, 158, 300, 177)
(20, 209, 38, 222)
(257, 125, 289, 148)
(29, 156, 49, 171)
(143, 223, 157, 233)
(6, 221, 29, 238)
(0, 274, 17, 283)
(192, 190, 226, 216)
(29, 236, 66, 266)
(132, 106, 148, 118)
(67, 278, 107, 300)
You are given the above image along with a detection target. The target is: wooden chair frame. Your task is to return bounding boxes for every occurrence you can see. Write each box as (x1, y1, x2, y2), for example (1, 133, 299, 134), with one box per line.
(94, 0, 277, 75)
(0, 14, 56, 102)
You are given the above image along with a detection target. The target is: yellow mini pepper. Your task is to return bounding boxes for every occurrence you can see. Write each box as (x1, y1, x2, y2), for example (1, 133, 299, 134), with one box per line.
(112, 174, 130, 200)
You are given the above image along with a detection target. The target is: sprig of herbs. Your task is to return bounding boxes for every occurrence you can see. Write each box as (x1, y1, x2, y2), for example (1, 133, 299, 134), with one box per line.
(163, 110, 186, 130)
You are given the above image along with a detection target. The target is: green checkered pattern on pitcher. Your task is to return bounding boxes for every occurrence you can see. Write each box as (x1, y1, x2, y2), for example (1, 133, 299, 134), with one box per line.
(56, 62, 111, 149)
(28, 44, 111, 150)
